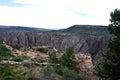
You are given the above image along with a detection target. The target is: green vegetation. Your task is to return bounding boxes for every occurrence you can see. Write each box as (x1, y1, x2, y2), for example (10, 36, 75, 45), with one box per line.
(37, 47, 47, 53)
(0, 45, 85, 80)
(41, 65, 85, 80)
(40, 66, 57, 80)
(59, 48, 77, 71)
(0, 44, 24, 62)
(0, 44, 12, 60)
(62, 67, 85, 80)
(49, 52, 59, 64)
(95, 9, 120, 80)
(27, 78, 39, 80)
(10, 44, 21, 50)
(0, 44, 11, 56)
(0, 65, 24, 80)
(12, 57, 23, 62)
(48, 48, 85, 80)
(0, 64, 41, 80)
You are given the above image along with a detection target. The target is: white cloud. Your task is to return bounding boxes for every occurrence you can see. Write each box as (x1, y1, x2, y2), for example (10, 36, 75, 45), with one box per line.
(0, 0, 120, 29)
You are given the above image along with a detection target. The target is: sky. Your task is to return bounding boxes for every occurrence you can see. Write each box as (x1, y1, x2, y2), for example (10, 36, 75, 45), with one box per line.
(0, 0, 120, 29)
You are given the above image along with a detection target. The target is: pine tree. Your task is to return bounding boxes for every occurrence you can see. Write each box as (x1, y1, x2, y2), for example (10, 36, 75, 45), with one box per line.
(95, 9, 120, 80)
(60, 48, 77, 71)
(49, 52, 59, 64)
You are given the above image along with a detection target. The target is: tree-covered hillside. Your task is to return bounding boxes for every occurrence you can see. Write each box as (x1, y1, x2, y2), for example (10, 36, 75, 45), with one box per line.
(48, 25, 110, 37)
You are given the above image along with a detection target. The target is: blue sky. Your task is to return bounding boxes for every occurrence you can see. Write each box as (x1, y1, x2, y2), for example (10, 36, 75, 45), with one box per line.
(0, 0, 120, 29)
(0, 0, 24, 7)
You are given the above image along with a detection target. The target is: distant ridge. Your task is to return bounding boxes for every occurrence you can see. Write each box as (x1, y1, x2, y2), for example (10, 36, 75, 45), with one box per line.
(49, 25, 109, 36)
(0, 25, 53, 32)
(0, 25, 110, 36)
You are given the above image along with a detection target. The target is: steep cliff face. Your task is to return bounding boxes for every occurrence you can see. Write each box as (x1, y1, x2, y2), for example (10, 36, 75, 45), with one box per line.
(0, 31, 108, 63)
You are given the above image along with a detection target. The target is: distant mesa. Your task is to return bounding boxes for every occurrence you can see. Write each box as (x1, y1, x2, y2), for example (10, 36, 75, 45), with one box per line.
(0, 25, 53, 32)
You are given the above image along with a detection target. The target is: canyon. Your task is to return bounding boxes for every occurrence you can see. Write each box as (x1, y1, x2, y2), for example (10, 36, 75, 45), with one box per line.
(0, 25, 110, 64)
(0, 25, 111, 80)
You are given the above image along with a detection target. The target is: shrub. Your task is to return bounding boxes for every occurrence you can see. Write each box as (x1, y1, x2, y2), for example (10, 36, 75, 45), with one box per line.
(62, 67, 85, 80)
(0, 44, 12, 61)
(59, 48, 77, 71)
(0, 65, 24, 80)
(12, 57, 23, 62)
(27, 77, 39, 80)
(10, 44, 21, 50)
(0, 56, 12, 61)
(49, 52, 59, 64)
(47, 48, 86, 80)
(40, 66, 57, 80)
(0, 44, 11, 56)
(37, 47, 46, 53)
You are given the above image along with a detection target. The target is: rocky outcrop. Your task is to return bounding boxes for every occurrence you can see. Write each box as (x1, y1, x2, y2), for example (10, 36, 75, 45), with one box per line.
(2, 44, 94, 80)
(76, 54, 94, 80)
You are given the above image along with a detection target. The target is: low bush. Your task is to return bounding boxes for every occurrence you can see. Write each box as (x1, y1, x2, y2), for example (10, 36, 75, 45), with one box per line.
(0, 65, 24, 80)
(27, 77, 40, 80)
(12, 57, 23, 62)
(0, 56, 12, 61)
(37, 47, 46, 53)
(0, 44, 12, 61)
(10, 44, 21, 50)
(62, 67, 85, 80)
(0, 44, 11, 56)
